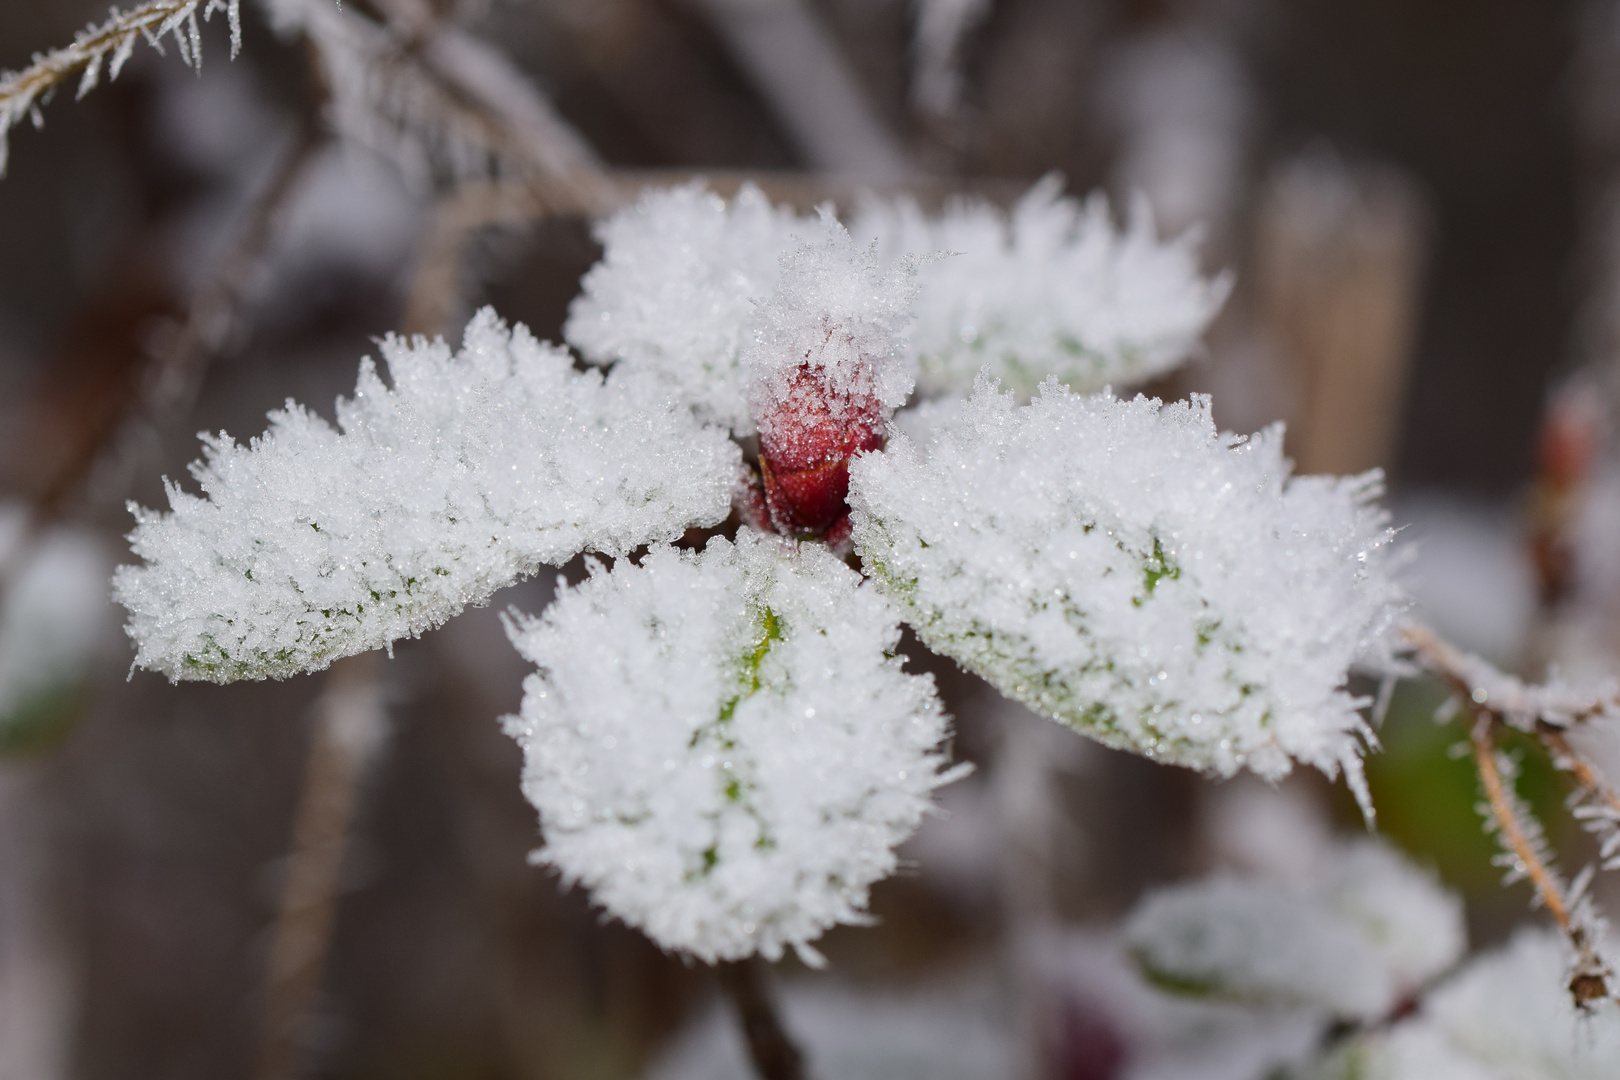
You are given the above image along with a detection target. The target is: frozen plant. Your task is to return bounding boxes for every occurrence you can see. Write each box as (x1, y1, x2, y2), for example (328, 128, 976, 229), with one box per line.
(114, 181, 1408, 981)
(0, 0, 242, 176)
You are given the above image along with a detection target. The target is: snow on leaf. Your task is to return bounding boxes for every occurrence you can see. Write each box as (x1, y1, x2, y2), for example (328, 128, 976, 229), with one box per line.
(566, 182, 804, 433)
(114, 308, 740, 684)
(564, 180, 1226, 430)
(850, 176, 1229, 399)
(1123, 841, 1463, 1025)
(848, 375, 1404, 785)
(501, 530, 959, 964)
(1125, 876, 1398, 1020)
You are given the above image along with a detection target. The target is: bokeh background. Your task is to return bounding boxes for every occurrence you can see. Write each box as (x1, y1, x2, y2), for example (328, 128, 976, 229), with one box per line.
(0, 1, 1614, 1077)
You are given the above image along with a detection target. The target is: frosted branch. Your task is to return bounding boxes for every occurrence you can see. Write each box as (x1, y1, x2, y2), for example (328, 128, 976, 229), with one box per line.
(0, 1, 241, 176)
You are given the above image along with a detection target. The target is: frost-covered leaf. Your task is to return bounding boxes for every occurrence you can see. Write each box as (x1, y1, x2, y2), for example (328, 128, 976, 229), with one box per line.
(115, 308, 740, 683)
(849, 377, 1404, 785)
(1123, 841, 1464, 1025)
(850, 177, 1229, 399)
(566, 183, 802, 433)
(564, 180, 1227, 431)
(502, 530, 958, 964)
(1125, 877, 1397, 1020)
(0, 516, 111, 755)
(1321, 841, 1465, 993)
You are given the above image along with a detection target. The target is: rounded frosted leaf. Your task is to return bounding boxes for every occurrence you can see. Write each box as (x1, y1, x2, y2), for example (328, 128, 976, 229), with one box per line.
(502, 531, 958, 964)
(115, 308, 740, 683)
(849, 377, 1404, 787)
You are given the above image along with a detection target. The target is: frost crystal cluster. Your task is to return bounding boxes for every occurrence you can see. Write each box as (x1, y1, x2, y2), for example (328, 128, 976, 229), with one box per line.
(115, 310, 738, 682)
(851, 178, 1230, 399)
(564, 180, 1225, 430)
(502, 533, 955, 963)
(849, 377, 1403, 787)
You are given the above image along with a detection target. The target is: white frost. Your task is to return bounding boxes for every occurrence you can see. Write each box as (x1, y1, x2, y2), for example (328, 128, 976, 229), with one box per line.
(566, 182, 803, 433)
(115, 308, 739, 683)
(565, 180, 1227, 429)
(743, 214, 919, 430)
(502, 531, 957, 963)
(1123, 840, 1465, 1025)
(851, 177, 1229, 399)
(848, 376, 1404, 786)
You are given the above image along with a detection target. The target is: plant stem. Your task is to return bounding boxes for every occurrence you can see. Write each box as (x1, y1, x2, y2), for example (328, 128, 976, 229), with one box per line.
(715, 958, 807, 1080)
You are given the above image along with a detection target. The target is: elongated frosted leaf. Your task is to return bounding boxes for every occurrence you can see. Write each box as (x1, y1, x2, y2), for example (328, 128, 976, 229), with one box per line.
(849, 376, 1403, 785)
(115, 308, 740, 683)
(502, 531, 958, 964)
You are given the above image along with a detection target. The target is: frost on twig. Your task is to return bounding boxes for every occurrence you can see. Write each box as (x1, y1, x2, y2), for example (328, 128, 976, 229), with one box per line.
(261, 0, 608, 199)
(0, 0, 242, 176)
(114, 309, 740, 683)
(565, 181, 1226, 432)
(1403, 622, 1620, 1004)
(502, 532, 960, 965)
(850, 377, 1403, 796)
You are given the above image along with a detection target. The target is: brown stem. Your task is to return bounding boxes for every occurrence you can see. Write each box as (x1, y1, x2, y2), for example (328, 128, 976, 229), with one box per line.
(1537, 724, 1620, 822)
(715, 958, 808, 1080)
(254, 654, 387, 1080)
(1468, 722, 1573, 931)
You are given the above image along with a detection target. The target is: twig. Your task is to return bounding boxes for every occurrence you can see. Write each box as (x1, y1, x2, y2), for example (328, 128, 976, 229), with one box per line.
(142, 105, 327, 424)
(715, 958, 808, 1080)
(1402, 622, 1614, 1005)
(254, 653, 389, 1080)
(1468, 722, 1574, 929)
(0, 1, 242, 176)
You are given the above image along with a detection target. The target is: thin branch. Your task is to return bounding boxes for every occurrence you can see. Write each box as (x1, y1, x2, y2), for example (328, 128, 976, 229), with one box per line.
(1469, 722, 1573, 929)
(1403, 622, 1615, 1005)
(715, 959, 808, 1080)
(254, 653, 389, 1080)
(0, 1, 242, 176)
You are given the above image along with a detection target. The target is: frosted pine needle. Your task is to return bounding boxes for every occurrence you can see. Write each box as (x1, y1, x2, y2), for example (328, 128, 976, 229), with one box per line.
(848, 376, 1404, 789)
(851, 177, 1230, 399)
(114, 308, 740, 683)
(501, 531, 959, 964)
(0, 1, 242, 177)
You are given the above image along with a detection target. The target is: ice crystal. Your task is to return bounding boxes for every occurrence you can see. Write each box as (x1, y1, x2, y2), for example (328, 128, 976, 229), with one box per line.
(501, 531, 957, 964)
(851, 176, 1229, 399)
(848, 376, 1404, 786)
(114, 308, 739, 683)
(564, 180, 1226, 429)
